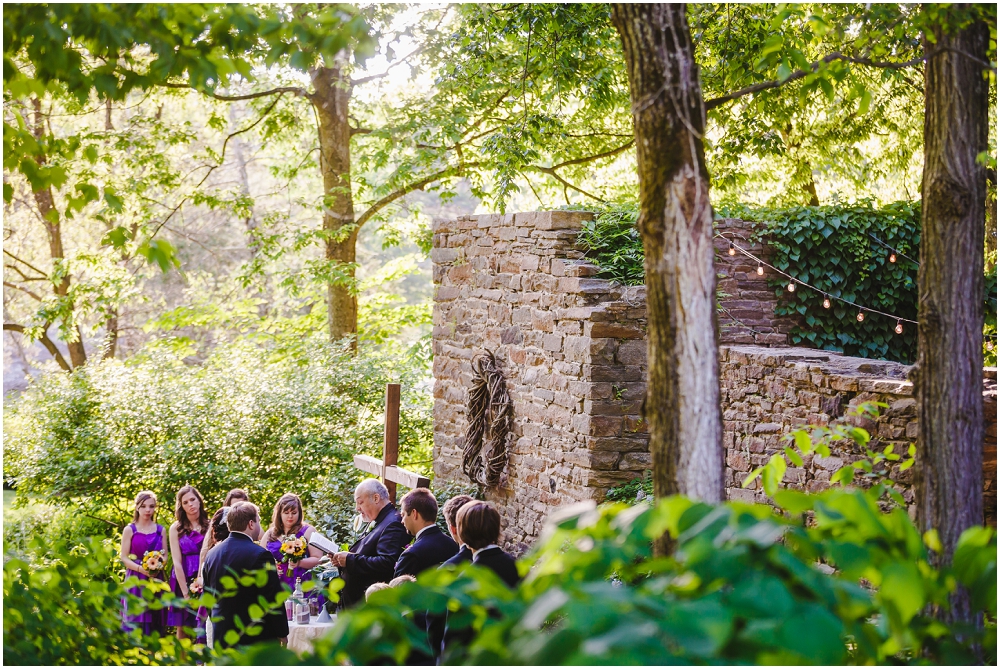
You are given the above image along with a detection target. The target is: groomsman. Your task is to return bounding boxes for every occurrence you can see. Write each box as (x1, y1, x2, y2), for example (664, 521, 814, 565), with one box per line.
(440, 494, 475, 568)
(327, 479, 410, 609)
(394, 488, 459, 578)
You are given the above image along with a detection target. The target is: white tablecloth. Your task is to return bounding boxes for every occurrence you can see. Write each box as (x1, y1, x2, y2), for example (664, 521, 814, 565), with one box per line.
(287, 616, 337, 655)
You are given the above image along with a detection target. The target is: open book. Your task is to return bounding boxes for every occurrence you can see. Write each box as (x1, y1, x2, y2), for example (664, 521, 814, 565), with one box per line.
(308, 532, 339, 555)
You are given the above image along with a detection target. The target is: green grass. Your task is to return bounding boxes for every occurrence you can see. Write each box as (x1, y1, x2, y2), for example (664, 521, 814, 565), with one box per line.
(3, 490, 15, 511)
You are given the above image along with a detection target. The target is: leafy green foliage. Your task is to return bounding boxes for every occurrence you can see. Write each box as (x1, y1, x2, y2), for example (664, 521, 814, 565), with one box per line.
(576, 202, 644, 286)
(742, 401, 914, 504)
(737, 201, 922, 362)
(604, 470, 653, 505)
(250, 487, 996, 665)
(4, 538, 194, 665)
(3, 338, 432, 532)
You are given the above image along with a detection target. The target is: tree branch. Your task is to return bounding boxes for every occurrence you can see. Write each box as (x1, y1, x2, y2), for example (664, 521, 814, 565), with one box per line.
(3, 250, 48, 279)
(705, 51, 928, 111)
(158, 82, 308, 100)
(351, 44, 427, 86)
(551, 140, 635, 170)
(4, 281, 43, 301)
(355, 162, 482, 229)
(4, 323, 71, 371)
(523, 165, 605, 202)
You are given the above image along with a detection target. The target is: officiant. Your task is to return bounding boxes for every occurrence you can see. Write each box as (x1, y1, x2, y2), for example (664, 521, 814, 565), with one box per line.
(326, 478, 410, 608)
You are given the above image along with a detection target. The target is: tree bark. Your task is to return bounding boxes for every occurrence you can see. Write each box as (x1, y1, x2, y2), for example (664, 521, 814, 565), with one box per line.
(913, 8, 988, 626)
(611, 4, 724, 536)
(31, 97, 87, 369)
(310, 62, 358, 347)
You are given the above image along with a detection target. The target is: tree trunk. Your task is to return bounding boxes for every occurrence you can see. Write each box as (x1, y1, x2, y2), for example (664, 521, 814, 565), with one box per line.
(913, 9, 988, 626)
(310, 62, 358, 347)
(31, 97, 87, 369)
(611, 4, 724, 533)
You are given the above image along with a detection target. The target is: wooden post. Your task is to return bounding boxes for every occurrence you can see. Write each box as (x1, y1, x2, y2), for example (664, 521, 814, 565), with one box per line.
(383, 383, 400, 503)
(352, 383, 430, 503)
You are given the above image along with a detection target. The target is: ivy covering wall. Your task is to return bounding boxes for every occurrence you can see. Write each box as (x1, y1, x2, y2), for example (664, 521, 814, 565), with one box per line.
(577, 202, 996, 365)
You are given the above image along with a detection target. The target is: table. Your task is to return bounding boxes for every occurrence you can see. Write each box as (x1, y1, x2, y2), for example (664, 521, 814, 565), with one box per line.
(287, 615, 337, 655)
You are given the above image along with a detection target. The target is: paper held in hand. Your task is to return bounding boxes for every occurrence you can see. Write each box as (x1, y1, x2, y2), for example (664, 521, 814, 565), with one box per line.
(308, 532, 339, 555)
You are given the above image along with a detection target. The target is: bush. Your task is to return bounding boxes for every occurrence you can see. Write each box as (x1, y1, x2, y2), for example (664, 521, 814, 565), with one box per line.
(3, 502, 116, 563)
(3, 338, 433, 529)
(3, 538, 192, 665)
(285, 486, 996, 666)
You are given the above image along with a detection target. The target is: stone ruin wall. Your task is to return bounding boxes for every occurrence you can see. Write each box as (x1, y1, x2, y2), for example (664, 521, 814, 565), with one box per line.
(431, 211, 998, 551)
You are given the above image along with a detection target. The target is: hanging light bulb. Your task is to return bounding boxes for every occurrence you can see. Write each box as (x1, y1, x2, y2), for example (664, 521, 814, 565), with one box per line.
(728, 242, 736, 256)
(787, 281, 796, 292)
(822, 296, 831, 309)
(857, 310, 865, 322)
(988, 340, 995, 352)
(757, 262, 764, 275)
(895, 320, 903, 335)
(889, 252, 897, 263)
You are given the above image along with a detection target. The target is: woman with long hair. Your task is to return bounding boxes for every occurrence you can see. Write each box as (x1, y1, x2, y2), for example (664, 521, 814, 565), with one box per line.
(198, 489, 249, 567)
(261, 493, 323, 591)
(167, 485, 209, 640)
(120, 491, 167, 635)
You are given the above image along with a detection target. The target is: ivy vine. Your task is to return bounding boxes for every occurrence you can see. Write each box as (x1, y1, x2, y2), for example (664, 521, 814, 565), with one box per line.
(577, 201, 996, 365)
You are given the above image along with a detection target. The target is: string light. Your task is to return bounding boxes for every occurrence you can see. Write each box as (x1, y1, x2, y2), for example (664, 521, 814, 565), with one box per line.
(895, 320, 903, 334)
(728, 242, 736, 256)
(717, 234, 919, 332)
(988, 340, 995, 352)
(757, 262, 764, 275)
(889, 252, 897, 263)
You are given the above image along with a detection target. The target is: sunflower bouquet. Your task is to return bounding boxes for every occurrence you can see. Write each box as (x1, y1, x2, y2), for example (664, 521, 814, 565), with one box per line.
(141, 550, 166, 574)
(279, 535, 307, 563)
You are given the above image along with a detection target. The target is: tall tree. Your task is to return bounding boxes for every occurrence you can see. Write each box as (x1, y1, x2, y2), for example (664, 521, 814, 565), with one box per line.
(611, 4, 725, 528)
(913, 4, 992, 626)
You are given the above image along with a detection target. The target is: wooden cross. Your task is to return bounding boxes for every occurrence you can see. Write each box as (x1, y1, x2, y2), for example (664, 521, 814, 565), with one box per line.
(352, 383, 430, 503)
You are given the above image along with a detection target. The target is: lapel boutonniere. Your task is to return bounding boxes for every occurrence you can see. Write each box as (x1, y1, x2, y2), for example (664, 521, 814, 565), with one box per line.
(353, 514, 377, 538)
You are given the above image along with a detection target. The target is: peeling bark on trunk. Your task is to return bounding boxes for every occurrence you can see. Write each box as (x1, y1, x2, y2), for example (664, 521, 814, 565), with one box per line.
(612, 4, 724, 538)
(913, 11, 988, 626)
(31, 97, 86, 369)
(310, 63, 358, 347)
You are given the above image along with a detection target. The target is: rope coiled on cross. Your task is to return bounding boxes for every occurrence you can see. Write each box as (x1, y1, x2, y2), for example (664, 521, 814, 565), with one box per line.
(463, 351, 512, 488)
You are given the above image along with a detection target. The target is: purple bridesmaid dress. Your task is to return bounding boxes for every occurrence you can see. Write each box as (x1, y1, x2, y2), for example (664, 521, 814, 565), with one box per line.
(167, 527, 205, 639)
(122, 523, 168, 635)
(265, 524, 324, 607)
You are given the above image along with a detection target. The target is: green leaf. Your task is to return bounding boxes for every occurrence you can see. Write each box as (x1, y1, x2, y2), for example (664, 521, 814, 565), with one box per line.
(104, 189, 124, 213)
(858, 88, 872, 114)
(784, 445, 803, 467)
(248, 603, 264, 620)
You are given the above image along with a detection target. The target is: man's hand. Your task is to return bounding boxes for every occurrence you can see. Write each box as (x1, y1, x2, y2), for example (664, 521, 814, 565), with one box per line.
(330, 551, 350, 568)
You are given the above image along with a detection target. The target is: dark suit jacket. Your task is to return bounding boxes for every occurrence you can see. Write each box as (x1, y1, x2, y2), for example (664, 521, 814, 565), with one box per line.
(393, 526, 459, 578)
(203, 532, 289, 648)
(440, 544, 472, 568)
(340, 503, 410, 608)
(473, 547, 520, 588)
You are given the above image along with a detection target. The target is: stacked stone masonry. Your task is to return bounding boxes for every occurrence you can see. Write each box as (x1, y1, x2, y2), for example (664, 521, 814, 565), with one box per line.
(432, 211, 998, 550)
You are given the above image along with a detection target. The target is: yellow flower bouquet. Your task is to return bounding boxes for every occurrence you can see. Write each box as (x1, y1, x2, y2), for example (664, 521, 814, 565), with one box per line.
(279, 535, 307, 563)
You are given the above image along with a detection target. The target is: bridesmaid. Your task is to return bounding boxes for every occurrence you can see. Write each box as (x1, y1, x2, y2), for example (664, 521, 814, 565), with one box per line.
(120, 491, 167, 636)
(261, 494, 323, 592)
(167, 485, 209, 640)
(198, 489, 249, 567)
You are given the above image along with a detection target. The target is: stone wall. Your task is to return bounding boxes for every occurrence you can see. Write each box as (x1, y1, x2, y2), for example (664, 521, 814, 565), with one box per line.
(431, 211, 998, 549)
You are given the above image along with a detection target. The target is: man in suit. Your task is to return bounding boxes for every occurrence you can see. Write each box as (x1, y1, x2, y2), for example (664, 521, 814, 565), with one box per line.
(202, 501, 288, 649)
(457, 502, 520, 588)
(439, 494, 474, 569)
(394, 488, 459, 578)
(328, 478, 410, 609)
